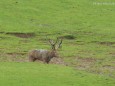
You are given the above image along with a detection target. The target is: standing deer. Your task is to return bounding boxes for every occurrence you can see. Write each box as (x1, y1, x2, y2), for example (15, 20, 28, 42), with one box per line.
(28, 38, 62, 63)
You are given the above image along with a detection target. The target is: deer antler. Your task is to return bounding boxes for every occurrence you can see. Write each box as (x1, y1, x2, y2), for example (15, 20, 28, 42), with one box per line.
(54, 38, 59, 45)
(46, 36, 63, 50)
(46, 36, 54, 45)
(48, 37, 59, 45)
(49, 39, 54, 45)
(58, 38, 63, 48)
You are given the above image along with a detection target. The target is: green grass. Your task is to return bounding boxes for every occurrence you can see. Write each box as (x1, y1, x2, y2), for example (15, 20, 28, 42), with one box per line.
(0, 62, 114, 86)
(0, 0, 115, 85)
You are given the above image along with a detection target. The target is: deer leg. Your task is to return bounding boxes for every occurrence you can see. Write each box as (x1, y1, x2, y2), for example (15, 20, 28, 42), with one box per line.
(42, 58, 48, 64)
(46, 57, 51, 64)
(46, 61, 49, 64)
(29, 56, 36, 62)
(46, 58, 50, 64)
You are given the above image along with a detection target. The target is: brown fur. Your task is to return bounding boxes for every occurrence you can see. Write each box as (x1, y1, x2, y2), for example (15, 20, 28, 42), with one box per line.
(28, 49, 57, 63)
(28, 38, 62, 63)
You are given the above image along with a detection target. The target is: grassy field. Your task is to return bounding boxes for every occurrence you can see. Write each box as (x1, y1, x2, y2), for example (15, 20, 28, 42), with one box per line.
(0, 0, 115, 85)
(0, 62, 115, 86)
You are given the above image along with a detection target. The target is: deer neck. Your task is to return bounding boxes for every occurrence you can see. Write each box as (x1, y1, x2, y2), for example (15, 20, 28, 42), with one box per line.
(50, 50, 57, 57)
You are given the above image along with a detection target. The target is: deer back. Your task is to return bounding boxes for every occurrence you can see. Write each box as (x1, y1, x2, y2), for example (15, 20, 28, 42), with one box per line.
(29, 49, 48, 58)
(29, 49, 56, 61)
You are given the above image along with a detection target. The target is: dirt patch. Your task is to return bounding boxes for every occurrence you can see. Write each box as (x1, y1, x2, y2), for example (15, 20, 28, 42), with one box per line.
(32, 57, 67, 65)
(35, 58, 66, 65)
(6, 32, 35, 38)
(92, 41, 115, 46)
(6, 53, 26, 61)
(99, 42, 115, 46)
(0, 52, 27, 62)
(109, 52, 115, 56)
(77, 57, 96, 62)
(5, 53, 67, 65)
(102, 65, 115, 72)
(90, 41, 115, 46)
(76, 57, 96, 70)
(7, 52, 25, 56)
(102, 65, 113, 68)
(49, 58, 67, 66)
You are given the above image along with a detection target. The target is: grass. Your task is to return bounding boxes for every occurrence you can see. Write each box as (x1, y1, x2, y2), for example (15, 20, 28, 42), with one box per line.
(0, 0, 115, 85)
(0, 62, 114, 86)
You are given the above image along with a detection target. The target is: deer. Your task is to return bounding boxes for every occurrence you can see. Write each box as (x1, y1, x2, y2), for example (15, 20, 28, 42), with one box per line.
(28, 38, 62, 63)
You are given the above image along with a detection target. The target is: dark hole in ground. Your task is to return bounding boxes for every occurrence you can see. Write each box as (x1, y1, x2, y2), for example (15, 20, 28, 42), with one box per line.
(91, 41, 115, 46)
(7, 52, 26, 55)
(98, 42, 115, 46)
(6, 32, 35, 38)
(59, 34, 76, 40)
(0, 32, 4, 33)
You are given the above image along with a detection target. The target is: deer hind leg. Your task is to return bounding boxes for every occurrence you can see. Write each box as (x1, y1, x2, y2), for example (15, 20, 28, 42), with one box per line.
(44, 58, 50, 64)
(29, 56, 37, 62)
(41, 58, 48, 64)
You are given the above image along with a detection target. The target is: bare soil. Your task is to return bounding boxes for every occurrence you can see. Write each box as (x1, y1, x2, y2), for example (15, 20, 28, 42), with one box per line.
(99, 42, 115, 46)
(1, 52, 115, 78)
(1, 52, 67, 65)
(90, 41, 115, 46)
(75, 57, 96, 70)
(49, 57, 67, 66)
(6, 32, 35, 38)
(0, 52, 27, 62)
